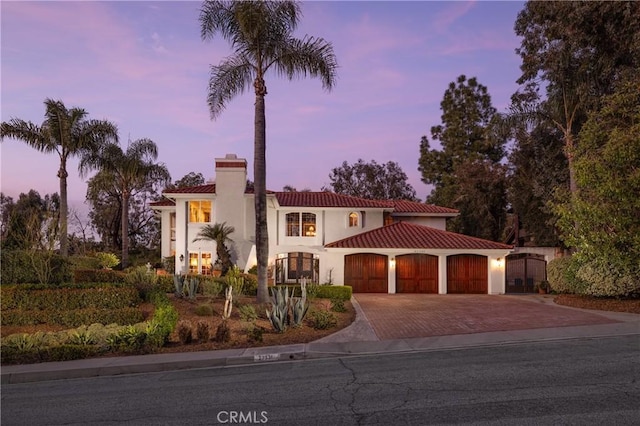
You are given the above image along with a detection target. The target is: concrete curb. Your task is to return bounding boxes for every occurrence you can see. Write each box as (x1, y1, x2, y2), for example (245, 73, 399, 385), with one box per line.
(3, 320, 638, 385)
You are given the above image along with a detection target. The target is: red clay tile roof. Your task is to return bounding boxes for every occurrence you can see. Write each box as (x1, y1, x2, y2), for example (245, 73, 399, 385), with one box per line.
(163, 183, 216, 194)
(325, 221, 512, 250)
(275, 192, 392, 208)
(389, 200, 458, 215)
(162, 184, 276, 195)
(150, 199, 175, 207)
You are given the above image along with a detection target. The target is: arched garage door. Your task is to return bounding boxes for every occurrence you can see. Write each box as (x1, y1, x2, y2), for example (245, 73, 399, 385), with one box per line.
(396, 254, 438, 293)
(345, 253, 388, 293)
(447, 254, 488, 294)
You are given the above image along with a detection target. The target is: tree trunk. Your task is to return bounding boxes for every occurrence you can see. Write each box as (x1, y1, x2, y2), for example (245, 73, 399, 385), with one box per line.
(121, 189, 130, 269)
(254, 82, 269, 304)
(57, 160, 69, 257)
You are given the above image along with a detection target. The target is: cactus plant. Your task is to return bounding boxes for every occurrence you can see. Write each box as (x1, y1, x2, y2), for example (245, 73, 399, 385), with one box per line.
(173, 274, 186, 298)
(222, 285, 233, 320)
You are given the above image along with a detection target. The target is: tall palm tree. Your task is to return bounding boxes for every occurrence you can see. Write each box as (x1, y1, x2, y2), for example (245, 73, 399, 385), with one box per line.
(0, 99, 118, 256)
(200, 0, 338, 302)
(193, 222, 235, 276)
(80, 139, 170, 268)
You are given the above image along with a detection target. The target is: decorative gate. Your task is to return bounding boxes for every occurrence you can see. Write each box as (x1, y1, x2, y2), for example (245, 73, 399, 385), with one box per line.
(505, 253, 547, 293)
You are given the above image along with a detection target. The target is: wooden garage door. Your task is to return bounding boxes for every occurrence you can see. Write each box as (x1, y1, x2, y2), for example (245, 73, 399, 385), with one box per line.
(447, 254, 488, 294)
(345, 254, 388, 293)
(396, 254, 438, 293)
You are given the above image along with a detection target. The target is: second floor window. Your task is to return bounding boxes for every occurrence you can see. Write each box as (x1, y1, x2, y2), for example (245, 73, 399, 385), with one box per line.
(349, 212, 359, 227)
(189, 200, 212, 223)
(286, 212, 316, 237)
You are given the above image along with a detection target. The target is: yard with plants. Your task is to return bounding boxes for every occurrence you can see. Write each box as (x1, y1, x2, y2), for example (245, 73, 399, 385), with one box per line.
(0, 263, 355, 365)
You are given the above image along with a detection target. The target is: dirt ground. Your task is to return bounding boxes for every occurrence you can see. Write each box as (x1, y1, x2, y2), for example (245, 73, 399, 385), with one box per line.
(152, 295, 355, 353)
(553, 294, 640, 314)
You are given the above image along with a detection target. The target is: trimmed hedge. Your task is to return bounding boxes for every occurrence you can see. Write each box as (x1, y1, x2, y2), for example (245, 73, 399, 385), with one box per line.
(0, 250, 73, 285)
(268, 284, 352, 300)
(1, 307, 144, 327)
(1, 285, 140, 311)
(74, 269, 127, 284)
(316, 285, 352, 301)
(1, 344, 101, 365)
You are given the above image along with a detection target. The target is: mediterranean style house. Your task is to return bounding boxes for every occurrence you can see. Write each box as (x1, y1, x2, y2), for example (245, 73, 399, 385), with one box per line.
(151, 154, 513, 294)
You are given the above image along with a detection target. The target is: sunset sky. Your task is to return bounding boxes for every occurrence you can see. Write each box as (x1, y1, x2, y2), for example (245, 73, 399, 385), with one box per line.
(1, 0, 525, 216)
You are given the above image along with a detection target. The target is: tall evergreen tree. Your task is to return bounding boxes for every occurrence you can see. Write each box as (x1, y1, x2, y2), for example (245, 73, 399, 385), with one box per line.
(200, 0, 338, 302)
(418, 75, 507, 240)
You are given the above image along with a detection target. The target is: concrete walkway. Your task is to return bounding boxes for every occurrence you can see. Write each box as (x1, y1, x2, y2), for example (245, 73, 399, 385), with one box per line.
(2, 295, 639, 384)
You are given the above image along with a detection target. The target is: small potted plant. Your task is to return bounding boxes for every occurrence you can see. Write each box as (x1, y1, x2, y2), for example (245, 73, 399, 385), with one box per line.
(537, 280, 550, 294)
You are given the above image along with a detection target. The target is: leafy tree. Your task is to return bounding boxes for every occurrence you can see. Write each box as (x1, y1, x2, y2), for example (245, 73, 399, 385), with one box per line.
(0, 190, 60, 251)
(555, 76, 640, 296)
(0, 99, 118, 256)
(282, 185, 311, 193)
(506, 113, 569, 247)
(200, 0, 338, 303)
(80, 139, 170, 268)
(193, 222, 235, 276)
(323, 159, 419, 201)
(512, 1, 640, 194)
(418, 75, 507, 239)
(167, 172, 206, 190)
(86, 171, 122, 251)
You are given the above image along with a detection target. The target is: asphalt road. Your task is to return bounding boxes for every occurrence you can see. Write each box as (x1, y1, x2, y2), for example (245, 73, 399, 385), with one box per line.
(2, 335, 639, 425)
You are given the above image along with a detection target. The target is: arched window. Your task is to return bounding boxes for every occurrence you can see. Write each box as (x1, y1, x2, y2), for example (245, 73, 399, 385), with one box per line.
(349, 212, 359, 227)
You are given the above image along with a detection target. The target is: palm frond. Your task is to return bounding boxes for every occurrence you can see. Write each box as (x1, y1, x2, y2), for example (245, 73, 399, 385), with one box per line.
(207, 56, 254, 119)
(271, 35, 338, 91)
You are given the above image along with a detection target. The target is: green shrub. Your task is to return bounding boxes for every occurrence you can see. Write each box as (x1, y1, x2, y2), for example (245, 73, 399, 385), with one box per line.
(163, 255, 175, 274)
(0, 250, 73, 285)
(316, 285, 352, 301)
(238, 304, 258, 322)
(107, 325, 148, 353)
(156, 275, 174, 293)
(125, 266, 158, 300)
(195, 304, 215, 316)
(577, 261, 640, 297)
(201, 277, 224, 297)
(547, 256, 587, 294)
(1, 307, 144, 327)
(69, 255, 101, 270)
(0, 285, 140, 311)
(247, 265, 258, 275)
(74, 269, 127, 284)
(150, 303, 178, 344)
(241, 273, 258, 296)
(95, 252, 120, 269)
(309, 309, 337, 330)
(330, 298, 347, 313)
(246, 323, 263, 343)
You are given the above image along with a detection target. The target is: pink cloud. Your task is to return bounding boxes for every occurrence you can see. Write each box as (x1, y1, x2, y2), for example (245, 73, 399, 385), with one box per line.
(432, 1, 477, 33)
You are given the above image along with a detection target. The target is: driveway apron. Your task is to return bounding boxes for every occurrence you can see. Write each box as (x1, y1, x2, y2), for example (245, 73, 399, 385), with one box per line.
(353, 294, 621, 341)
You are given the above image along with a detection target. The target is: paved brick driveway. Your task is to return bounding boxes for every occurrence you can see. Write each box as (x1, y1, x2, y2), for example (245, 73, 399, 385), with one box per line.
(353, 294, 620, 340)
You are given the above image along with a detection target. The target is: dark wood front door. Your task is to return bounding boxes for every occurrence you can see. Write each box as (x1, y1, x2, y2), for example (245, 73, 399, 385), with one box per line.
(345, 253, 388, 293)
(447, 254, 488, 294)
(396, 254, 438, 293)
